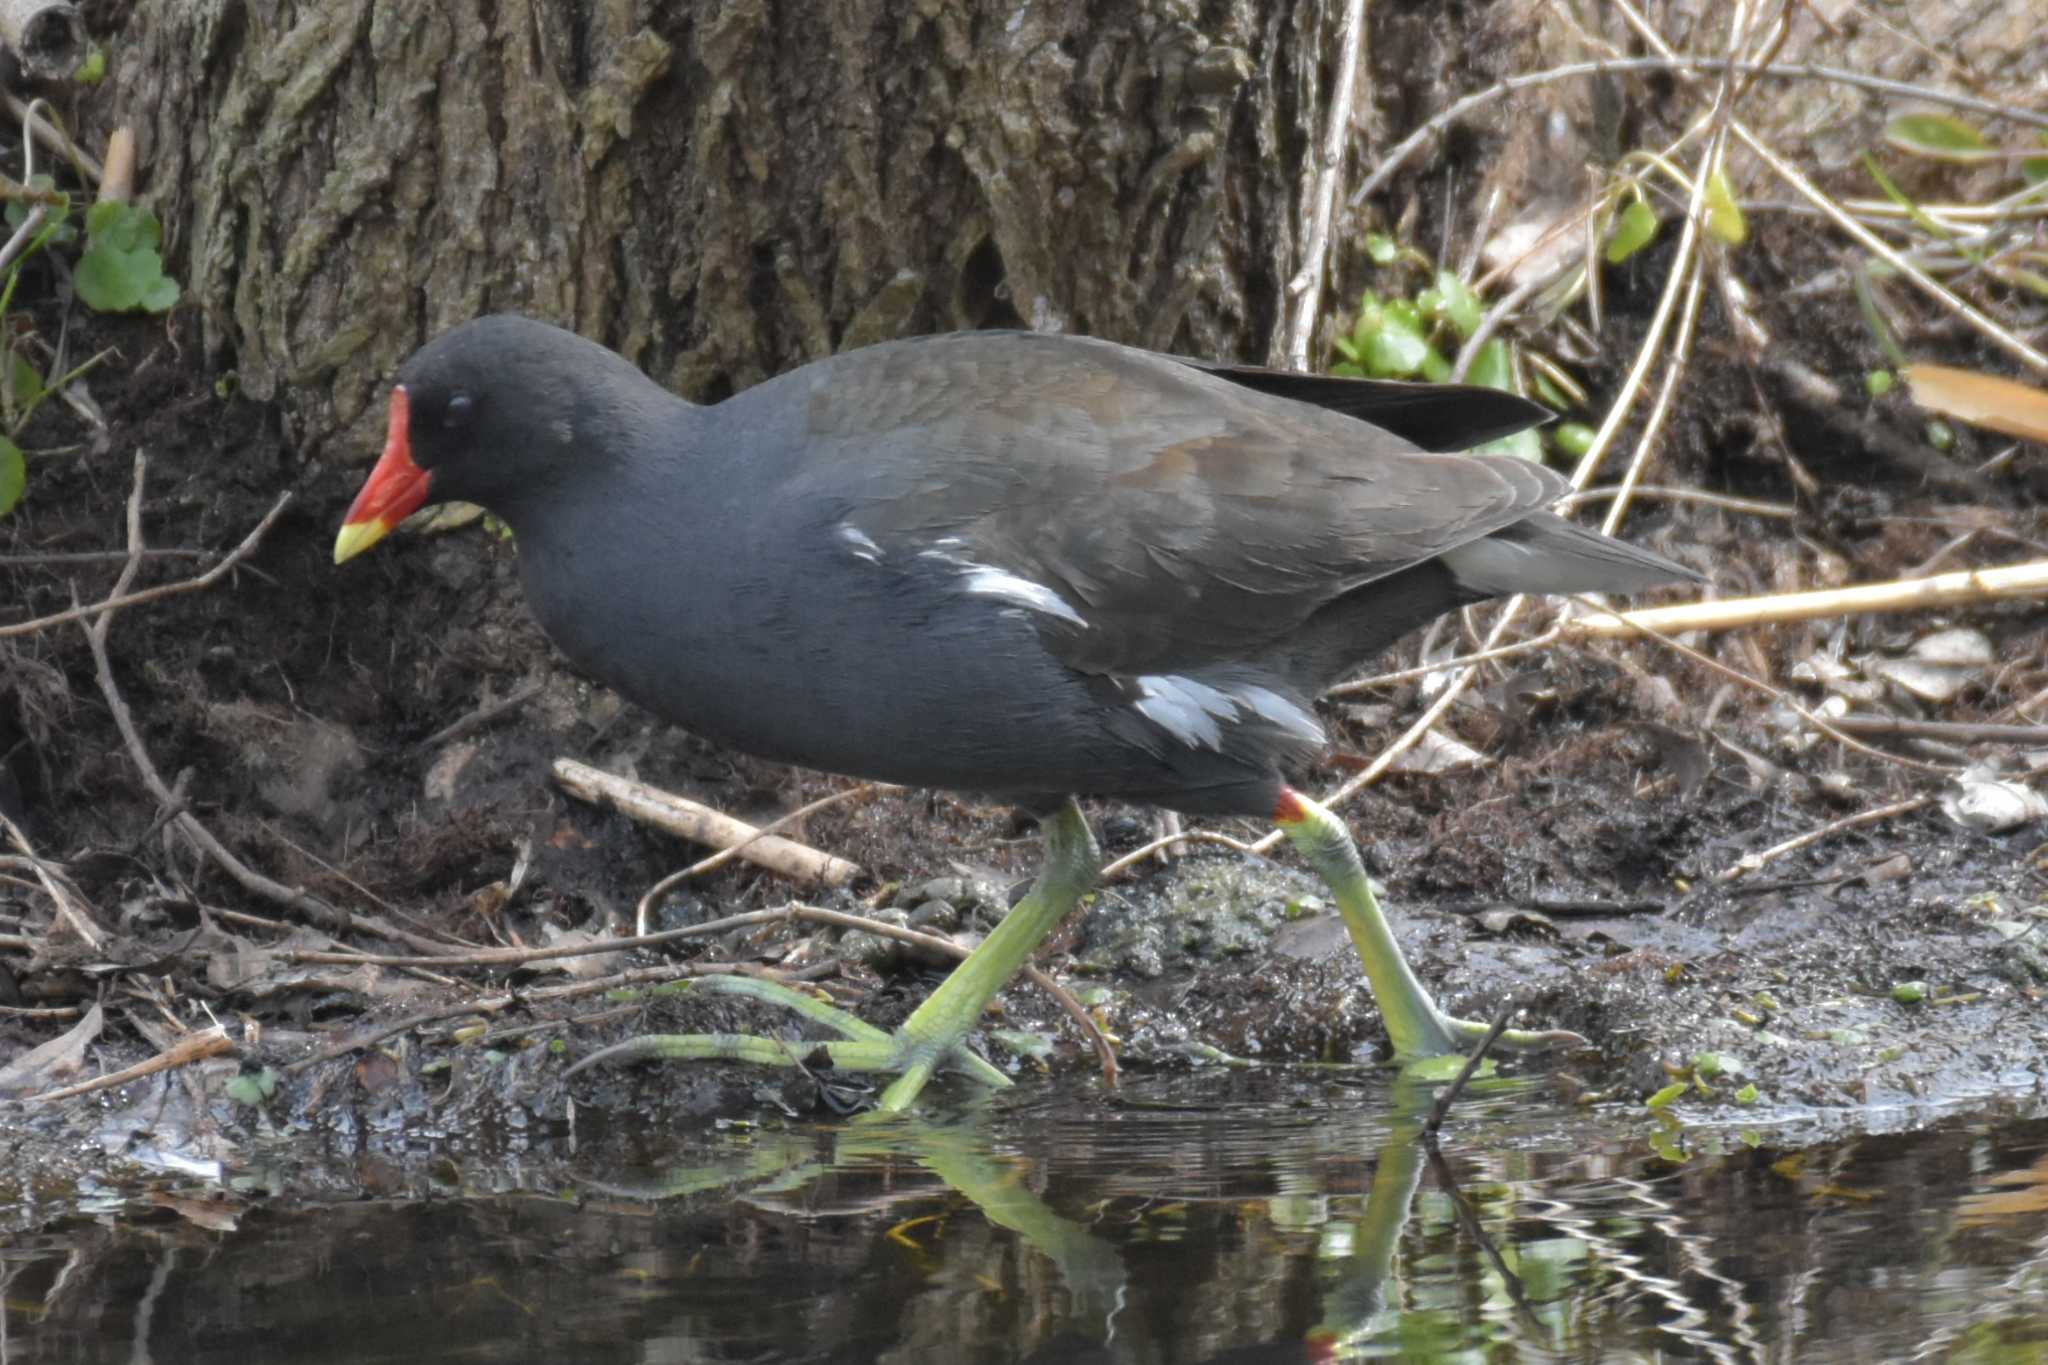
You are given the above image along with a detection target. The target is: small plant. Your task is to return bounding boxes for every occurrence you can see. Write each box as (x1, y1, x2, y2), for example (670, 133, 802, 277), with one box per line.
(74, 200, 179, 314)
(0, 105, 183, 514)
(1329, 242, 1550, 462)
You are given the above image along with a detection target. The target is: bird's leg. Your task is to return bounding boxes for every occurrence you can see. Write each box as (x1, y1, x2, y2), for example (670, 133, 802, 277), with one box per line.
(1272, 787, 1585, 1059)
(876, 799, 1100, 1109)
(565, 800, 1102, 1112)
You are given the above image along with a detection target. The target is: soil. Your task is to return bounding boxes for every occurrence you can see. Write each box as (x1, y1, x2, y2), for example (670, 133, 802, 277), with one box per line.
(0, 203, 2043, 1184)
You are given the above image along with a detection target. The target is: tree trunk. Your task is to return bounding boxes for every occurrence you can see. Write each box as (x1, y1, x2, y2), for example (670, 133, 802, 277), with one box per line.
(101, 0, 1348, 458)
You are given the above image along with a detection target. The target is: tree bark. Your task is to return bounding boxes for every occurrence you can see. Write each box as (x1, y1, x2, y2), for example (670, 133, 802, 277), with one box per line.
(101, 0, 1346, 459)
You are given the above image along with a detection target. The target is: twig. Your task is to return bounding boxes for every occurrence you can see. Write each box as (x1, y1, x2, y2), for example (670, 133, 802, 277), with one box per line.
(1567, 560, 2048, 639)
(281, 906, 795, 969)
(1598, 244, 1707, 536)
(0, 809, 101, 947)
(634, 782, 890, 934)
(284, 963, 820, 1071)
(2, 92, 101, 182)
(1826, 716, 2048, 746)
(0, 547, 215, 567)
(410, 681, 545, 753)
(1715, 796, 1933, 883)
(1419, 1141, 1544, 1331)
(1282, 0, 1367, 371)
(1331, 627, 1563, 694)
(1565, 593, 1954, 778)
(553, 757, 863, 890)
(0, 203, 45, 276)
(1099, 827, 1263, 881)
(26, 1026, 233, 1105)
(1349, 55, 2048, 210)
(3, 490, 293, 638)
(1559, 484, 1796, 519)
(1601, 0, 2048, 372)
(80, 455, 345, 930)
(1424, 1003, 1516, 1136)
(284, 998, 520, 1073)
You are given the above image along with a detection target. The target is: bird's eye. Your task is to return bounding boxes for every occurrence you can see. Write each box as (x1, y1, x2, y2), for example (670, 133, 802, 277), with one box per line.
(445, 393, 475, 429)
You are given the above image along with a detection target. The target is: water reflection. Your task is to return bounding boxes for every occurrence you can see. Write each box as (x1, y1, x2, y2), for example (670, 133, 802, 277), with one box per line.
(3, 1068, 2046, 1362)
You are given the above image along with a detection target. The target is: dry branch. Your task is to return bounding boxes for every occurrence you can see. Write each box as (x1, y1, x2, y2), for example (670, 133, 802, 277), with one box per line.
(26, 1025, 233, 1105)
(1568, 561, 2048, 639)
(553, 757, 862, 888)
(81, 455, 346, 931)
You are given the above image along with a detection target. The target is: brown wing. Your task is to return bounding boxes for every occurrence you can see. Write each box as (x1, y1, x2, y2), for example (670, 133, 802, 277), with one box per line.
(796, 332, 1564, 676)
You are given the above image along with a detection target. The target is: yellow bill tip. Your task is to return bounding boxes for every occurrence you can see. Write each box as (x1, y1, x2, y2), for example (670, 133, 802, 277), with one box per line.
(333, 518, 392, 565)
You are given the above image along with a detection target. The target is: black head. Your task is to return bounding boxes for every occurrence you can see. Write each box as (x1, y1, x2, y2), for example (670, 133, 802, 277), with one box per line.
(334, 314, 657, 562)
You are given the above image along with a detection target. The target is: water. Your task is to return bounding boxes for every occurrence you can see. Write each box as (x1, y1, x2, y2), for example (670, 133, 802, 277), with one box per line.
(6, 1069, 2045, 1362)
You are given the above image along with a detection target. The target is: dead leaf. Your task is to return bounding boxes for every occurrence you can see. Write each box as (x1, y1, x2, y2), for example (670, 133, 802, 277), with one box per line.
(148, 1191, 244, 1233)
(0, 1003, 103, 1095)
(1905, 363, 2048, 443)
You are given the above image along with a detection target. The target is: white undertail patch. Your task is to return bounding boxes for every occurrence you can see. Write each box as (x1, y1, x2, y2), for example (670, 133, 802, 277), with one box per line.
(1132, 675, 1323, 752)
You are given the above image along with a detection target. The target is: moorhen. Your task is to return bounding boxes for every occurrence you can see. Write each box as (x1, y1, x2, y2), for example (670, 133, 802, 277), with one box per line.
(336, 315, 1696, 1109)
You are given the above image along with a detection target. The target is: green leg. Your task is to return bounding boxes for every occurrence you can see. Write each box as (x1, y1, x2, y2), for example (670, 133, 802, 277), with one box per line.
(879, 800, 1099, 1109)
(566, 801, 1102, 1112)
(1273, 788, 1585, 1060)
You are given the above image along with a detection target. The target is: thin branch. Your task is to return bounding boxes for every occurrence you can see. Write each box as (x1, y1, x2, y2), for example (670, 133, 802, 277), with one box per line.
(80, 455, 345, 930)
(4, 490, 293, 638)
(1715, 796, 1933, 882)
(1282, 0, 1368, 371)
(633, 781, 890, 934)
(1099, 827, 1264, 881)
(1350, 54, 2048, 210)
(0, 810, 100, 947)
(27, 1026, 233, 1105)
(1601, 0, 2048, 372)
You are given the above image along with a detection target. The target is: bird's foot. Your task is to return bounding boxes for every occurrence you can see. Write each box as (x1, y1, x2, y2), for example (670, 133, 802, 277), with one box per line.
(1273, 787, 1587, 1062)
(567, 800, 1104, 1113)
(1442, 1013, 1588, 1052)
(561, 973, 1012, 1110)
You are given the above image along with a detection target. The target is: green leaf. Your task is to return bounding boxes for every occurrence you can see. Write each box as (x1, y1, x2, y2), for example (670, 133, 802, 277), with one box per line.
(1464, 337, 1513, 391)
(1891, 980, 1927, 1004)
(1551, 421, 1595, 456)
(1734, 1083, 1760, 1105)
(140, 274, 180, 313)
(225, 1066, 282, 1106)
(1884, 112, 1993, 162)
(1646, 1081, 1688, 1111)
(1365, 233, 1399, 264)
(77, 205, 179, 314)
(1865, 369, 1895, 397)
(1464, 343, 1537, 462)
(9, 351, 44, 410)
(86, 199, 157, 252)
(1606, 199, 1658, 263)
(75, 246, 144, 311)
(0, 437, 22, 516)
(74, 47, 105, 84)
(1703, 170, 1747, 246)
(2026, 133, 2048, 186)
(1428, 269, 1483, 338)
(1362, 323, 1431, 378)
